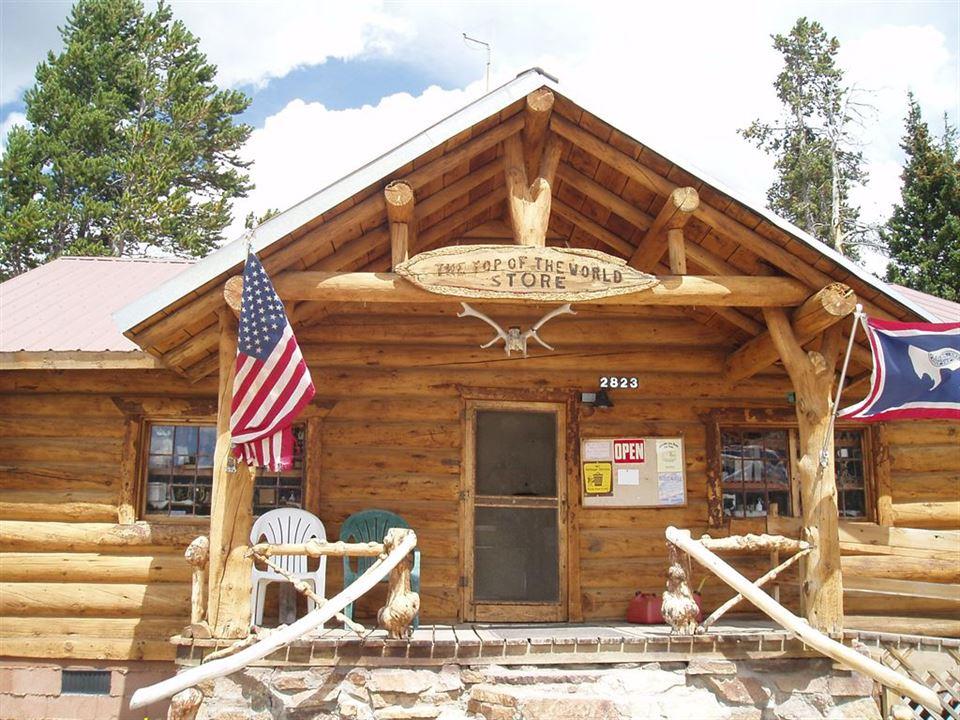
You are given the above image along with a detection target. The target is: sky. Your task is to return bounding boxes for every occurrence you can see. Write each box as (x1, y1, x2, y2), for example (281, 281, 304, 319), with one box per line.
(1, 0, 958, 277)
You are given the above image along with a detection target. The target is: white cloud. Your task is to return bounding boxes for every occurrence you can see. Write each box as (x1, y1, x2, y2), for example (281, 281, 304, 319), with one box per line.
(171, 0, 412, 90)
(227, 82, 487, 239)
(0, 111, 27, 157)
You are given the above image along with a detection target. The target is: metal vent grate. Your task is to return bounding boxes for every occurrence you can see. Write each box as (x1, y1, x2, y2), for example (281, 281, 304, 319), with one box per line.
(61, 669, 111, 695)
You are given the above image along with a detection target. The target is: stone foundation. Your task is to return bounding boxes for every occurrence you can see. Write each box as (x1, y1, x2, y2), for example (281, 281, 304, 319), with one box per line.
(192, 658, 882, 720)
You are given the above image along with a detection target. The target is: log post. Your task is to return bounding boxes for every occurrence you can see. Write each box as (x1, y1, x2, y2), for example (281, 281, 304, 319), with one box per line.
(206, 309, 255, 638)
(377, 527, 420, 639)
(667, 228, 687, 274)
(725, 283, 857, 382)
(185, 536, 209, 626)
(385, 180, 415, 268)
(763, 308, 844, 633)
(628, 187, 699, 271)
(522, 87, 555, 182)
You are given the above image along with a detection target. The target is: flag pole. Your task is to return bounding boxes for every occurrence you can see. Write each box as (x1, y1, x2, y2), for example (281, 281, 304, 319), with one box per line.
(818, 304, 864, 470)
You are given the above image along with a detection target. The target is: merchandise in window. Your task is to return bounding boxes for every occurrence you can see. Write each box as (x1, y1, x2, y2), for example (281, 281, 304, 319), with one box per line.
(721, 429, 791, 518)
(144, 423, 305, 518)
(719, 427, 869, 519)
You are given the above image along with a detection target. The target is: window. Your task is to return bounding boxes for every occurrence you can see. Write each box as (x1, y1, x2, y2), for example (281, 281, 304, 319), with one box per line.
(144, 423, 306, 518)
(721, 429, 791, 517)
(720, 427, 869, 519)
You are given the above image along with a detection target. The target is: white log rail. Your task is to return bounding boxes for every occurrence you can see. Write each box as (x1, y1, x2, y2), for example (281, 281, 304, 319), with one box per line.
(129, 529, 418, 710)
(665, 526, 942, 714)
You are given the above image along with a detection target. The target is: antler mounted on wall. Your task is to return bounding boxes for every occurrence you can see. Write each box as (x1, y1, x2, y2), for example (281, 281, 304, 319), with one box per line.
(457, 302, 575, 357)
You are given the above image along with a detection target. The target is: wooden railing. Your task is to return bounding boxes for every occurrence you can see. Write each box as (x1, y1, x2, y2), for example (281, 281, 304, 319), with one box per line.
(130, 528, 419, 712)
(767, 510, 960, 605)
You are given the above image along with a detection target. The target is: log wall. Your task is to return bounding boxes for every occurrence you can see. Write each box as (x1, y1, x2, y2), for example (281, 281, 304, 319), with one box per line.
(1, 308, 957, 660)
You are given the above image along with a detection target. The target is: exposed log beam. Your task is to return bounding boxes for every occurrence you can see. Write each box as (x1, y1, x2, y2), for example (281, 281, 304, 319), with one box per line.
(762, 310, 844, 632)
(385, 180, 415, 269)
(629, 187, 699, 270)
(555, 163, 652, 231)
(522, 87, 555, 181)
(551, 199, 635, 256)
(726, 283, 857, 382)
(269, 271, 809, 307)
(667, 228, 687, 274)
(550, 115, 900, 315)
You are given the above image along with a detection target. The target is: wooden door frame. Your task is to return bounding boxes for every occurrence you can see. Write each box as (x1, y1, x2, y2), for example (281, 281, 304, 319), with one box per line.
(460, 397, 569, 622)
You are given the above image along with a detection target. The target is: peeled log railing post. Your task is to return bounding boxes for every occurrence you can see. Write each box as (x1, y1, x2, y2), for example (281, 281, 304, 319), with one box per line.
(184, 536, 209, 635)
(378, 527, 420, 639)
(665, 526, 942, 714)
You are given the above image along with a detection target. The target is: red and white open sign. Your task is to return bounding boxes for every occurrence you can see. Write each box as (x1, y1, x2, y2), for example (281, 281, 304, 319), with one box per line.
(612, 439, 645, 463)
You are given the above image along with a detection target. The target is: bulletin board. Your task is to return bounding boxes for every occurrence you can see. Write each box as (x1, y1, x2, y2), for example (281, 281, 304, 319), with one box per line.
(580, 436, 686, 508)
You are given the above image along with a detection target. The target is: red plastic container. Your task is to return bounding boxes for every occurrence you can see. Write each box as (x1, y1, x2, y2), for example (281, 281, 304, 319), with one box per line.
(626, 591, 703, 624)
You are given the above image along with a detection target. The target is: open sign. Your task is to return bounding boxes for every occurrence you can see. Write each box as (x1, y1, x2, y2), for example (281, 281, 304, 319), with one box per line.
(613, 439, 645, 463)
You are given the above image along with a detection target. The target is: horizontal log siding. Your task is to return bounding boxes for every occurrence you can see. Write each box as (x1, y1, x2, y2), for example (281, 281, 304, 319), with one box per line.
(1, 310, 956, 659)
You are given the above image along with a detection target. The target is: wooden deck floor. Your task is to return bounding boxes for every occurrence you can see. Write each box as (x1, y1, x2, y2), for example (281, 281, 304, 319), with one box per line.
(174, 620, 814, 667)
(174, 619, 960, 668)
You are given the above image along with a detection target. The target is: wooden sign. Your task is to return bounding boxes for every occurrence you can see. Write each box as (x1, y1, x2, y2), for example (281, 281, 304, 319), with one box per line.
(394, 245, 658, 301)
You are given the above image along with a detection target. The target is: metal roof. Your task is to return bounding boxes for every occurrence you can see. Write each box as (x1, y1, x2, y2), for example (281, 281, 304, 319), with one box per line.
(1, 257, 193, 352)
(890, 284, 960, 323)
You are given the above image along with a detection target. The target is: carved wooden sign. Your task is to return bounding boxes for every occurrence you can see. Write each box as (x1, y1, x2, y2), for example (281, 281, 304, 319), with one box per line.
(394, 245, 658, 301)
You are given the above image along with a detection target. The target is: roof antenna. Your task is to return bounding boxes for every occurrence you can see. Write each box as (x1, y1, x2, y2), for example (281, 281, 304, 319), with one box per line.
(462, 33, 491, 92)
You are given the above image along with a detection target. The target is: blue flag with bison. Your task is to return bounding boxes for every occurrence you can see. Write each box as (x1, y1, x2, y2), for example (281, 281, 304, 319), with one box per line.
(840, 317, 960, 422)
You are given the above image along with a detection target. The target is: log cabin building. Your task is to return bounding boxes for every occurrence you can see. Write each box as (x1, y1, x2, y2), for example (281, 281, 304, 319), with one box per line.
(1, 69, 958, 719)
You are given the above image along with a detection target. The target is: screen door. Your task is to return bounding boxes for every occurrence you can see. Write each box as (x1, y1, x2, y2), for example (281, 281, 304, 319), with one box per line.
(463, 401, 567, 622)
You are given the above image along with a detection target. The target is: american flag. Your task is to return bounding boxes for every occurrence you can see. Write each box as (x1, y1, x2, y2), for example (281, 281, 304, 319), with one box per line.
(230, 252, 315, 471)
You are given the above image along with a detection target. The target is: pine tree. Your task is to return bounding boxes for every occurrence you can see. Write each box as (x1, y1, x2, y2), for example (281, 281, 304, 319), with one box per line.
(741, 18, 869, 258)
(0, 0, 252, 280)
(883, 95, 960, 301)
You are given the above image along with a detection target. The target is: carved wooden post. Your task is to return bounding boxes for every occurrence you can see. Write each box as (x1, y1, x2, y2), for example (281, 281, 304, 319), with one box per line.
(167, 688, 203, 720)
(377, 528, 420, 639)
(206, 308, 255, 638)
(763, 308, 844, 632)
(185, 536, 209, 627)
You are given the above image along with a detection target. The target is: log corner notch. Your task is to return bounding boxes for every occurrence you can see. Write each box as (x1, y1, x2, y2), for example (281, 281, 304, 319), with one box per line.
(628, 186, 700, 272)
(762, 307, 846, 634)
(385, 180, 416, 269)
(504, 88, 563, 247)
(725, 283, 857, 383)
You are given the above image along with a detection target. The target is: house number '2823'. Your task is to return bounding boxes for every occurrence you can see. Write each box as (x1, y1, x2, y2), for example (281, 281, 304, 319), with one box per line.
(599, 376, 639, 389)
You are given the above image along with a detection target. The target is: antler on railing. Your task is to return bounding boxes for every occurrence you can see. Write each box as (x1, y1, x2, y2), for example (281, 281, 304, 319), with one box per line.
(458, 302, 509, 350)
(525, 303, 575, 351)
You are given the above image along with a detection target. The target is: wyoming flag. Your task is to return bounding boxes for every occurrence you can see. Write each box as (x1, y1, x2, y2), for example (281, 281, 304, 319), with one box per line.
(840, 317, 960, 422)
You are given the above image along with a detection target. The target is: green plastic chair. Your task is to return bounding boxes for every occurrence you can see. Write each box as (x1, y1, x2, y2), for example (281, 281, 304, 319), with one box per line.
(340, 509, 421, 627)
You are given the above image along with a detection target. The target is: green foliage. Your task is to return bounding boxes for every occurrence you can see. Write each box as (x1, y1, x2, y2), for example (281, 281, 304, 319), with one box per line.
(244, 208, 281, 230)
(0, 0, 252, 279)
(883, 95, 960, 301)
(741, 17, 868, 258)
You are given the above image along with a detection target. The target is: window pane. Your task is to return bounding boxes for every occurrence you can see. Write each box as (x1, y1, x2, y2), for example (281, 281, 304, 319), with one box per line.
(149, 426, 173, 454)
(835, 430, 866, 518)
(198, 427, 217, 457)
(174, 426, 198, 455)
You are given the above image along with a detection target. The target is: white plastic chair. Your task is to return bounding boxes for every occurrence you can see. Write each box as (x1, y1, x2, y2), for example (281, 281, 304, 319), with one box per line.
(249, 508, 326, 626)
